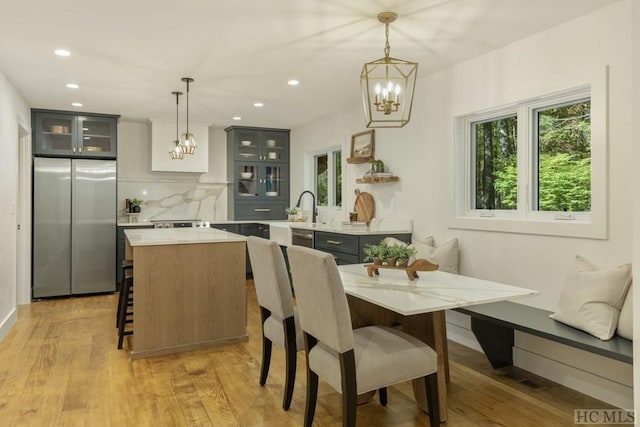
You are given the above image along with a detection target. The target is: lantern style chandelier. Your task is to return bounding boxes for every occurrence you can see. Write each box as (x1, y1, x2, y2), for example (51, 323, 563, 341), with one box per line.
(361, 12, 418, 128)
(169, 91, 184, 160)
(179, 77, 197, 154)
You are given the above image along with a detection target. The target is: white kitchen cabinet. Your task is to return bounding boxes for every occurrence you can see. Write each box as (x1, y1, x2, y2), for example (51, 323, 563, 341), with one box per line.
(150, 119, 210, 173)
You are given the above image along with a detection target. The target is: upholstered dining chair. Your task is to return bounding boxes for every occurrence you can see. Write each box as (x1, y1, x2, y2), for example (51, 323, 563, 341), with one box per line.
(287, 245, 440, 427)
(246, 236, 304, 410)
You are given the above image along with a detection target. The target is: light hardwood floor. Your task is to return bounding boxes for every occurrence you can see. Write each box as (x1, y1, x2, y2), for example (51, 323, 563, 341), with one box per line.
(0, 282, 615, 426)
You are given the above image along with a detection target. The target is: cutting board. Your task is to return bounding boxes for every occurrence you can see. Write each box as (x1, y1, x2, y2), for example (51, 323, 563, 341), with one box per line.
(354, 191, 375, 224)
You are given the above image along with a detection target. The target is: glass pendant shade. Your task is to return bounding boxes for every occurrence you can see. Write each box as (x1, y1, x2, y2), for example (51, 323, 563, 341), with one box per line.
(361, 12, 418, 128)
(179, 132, 197, 154)
(169, 139, 184, 159)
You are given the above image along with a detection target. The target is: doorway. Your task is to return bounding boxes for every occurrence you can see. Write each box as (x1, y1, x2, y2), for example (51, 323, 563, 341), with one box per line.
(17, 125, 31, 305)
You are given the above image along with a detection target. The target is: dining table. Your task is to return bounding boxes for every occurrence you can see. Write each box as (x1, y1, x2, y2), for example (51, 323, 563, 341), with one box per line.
(337, 263, 538, 424)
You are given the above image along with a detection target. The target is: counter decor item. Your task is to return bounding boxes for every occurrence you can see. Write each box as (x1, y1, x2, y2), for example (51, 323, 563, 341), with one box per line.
(130, 198, 143, 213)
(365, 258, 439, 281)
(347, 129, 375, 163)
(353, 189, 375, 224)
(370, 159, 385, 174)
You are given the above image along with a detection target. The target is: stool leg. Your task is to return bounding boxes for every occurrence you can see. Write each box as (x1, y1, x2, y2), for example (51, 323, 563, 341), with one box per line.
(117, 276, 133, 349)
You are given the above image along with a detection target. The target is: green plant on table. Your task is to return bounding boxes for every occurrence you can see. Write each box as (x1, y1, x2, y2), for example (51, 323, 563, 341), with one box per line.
(285, 207, 299, 216)
(394, 245, 417, 267)
(363, 241, 389, 263)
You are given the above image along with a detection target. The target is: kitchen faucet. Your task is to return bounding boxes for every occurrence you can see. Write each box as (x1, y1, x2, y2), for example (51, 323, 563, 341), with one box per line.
(295, 190, 317, 224)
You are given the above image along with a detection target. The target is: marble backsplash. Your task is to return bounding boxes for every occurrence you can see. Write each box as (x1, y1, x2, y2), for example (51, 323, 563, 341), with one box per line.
(118, 179, 229, 224)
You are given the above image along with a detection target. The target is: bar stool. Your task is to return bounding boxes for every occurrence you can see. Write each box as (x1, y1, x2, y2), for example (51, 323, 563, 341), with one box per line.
(116, 260, 134, 349)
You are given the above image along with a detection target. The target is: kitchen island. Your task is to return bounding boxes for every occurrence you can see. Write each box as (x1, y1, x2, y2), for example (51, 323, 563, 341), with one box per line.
(124, 228, 247, 359)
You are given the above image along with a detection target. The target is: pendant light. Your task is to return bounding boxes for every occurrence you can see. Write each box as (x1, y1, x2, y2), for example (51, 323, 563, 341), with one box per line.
(179, 77, 197, 154)
(169, 91, 184, 159)
(361, 12, 418, 128)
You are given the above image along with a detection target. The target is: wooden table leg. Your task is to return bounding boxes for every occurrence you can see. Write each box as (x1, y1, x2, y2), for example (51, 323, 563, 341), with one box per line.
(346, 296, 448, 423)
(403, 311, 447, 424)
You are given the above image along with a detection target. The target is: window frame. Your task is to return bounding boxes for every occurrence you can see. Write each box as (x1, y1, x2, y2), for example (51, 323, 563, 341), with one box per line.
(452, 77, 608, 239)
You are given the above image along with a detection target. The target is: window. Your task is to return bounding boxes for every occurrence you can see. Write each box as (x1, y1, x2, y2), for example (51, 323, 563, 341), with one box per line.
(472, 115, 518, 210)
(314, 148, 342, 207)
(533, 100, 591, 212)
(454, 82, 607, 239)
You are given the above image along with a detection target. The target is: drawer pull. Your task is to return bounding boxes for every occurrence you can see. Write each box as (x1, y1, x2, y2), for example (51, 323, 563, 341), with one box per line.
(254, 208, 271, 212)
(326, 240, 341, 245)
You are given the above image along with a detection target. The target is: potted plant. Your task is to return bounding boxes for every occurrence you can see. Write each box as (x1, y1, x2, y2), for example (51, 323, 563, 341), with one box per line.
(130, 198, 143, 213)
(395, 245, 417, 267)
(363, 241, 388, 265)
(285, 207, 299, 221)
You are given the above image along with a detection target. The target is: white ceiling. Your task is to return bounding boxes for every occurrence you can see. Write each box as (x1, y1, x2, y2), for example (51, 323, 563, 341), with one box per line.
(0, 0, 618, 129)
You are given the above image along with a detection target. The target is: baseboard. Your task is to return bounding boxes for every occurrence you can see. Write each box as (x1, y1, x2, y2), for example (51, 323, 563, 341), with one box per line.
(445, 312, 633, 409)
(0, 308, 17, 343)
(446, 319, 483, 352)
(514, 346, 633, 408)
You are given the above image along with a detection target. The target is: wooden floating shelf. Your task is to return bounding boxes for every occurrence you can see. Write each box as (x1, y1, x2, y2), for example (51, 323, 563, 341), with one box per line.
(346, 157, 371, 164)
(356, 176, 399, 184)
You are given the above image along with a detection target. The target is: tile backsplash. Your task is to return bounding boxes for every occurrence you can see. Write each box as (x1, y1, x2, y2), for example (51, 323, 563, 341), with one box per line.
(118, 179, 228, 224)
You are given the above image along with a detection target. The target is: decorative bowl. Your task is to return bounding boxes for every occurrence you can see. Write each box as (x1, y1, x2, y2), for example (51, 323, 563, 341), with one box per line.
(240, 140, 251, 146)
(240, 172, 252, 179)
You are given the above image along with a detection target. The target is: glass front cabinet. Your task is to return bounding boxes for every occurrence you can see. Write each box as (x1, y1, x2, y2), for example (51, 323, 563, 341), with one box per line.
(226, 126, 290, 220)
(33, 110, 118, 158)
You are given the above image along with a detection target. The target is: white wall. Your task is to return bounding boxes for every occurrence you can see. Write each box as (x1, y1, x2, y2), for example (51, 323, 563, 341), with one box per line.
(293, 1, 633, 408)
(116, 121, 229, 222)
(0, 71, 30, 339)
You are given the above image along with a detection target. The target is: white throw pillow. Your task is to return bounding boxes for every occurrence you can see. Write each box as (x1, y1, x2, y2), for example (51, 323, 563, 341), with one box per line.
(411, 236, 459, 274)
(617, 285, 633, 340)
(550, 255, 632, 340)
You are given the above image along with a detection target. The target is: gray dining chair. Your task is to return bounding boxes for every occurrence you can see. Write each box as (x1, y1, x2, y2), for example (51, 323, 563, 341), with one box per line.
(287, 245, 440, 427)
(246, 236, 304, 410)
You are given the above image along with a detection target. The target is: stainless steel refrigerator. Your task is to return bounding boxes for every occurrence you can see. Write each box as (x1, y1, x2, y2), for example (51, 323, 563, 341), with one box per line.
(33, 157, 116, 298)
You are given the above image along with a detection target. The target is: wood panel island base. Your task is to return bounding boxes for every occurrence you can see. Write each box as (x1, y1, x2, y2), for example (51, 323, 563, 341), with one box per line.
(124, 228, 248, 359)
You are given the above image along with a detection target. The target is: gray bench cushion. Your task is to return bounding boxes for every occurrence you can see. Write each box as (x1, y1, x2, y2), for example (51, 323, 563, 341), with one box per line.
(455, 301, 632, 364)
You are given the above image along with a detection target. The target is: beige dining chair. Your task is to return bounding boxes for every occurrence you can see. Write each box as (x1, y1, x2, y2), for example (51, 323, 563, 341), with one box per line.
(246, 236, 304, 410)
(287, 245, 440, 427)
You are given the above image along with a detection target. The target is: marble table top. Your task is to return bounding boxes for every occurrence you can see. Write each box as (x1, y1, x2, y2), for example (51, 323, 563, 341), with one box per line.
(124, 227, 247, 247)
(338, 264, 538, 316)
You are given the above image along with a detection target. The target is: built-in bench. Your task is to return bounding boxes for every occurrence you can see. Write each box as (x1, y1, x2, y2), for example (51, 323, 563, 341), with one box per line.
(454, 301, 633, 368)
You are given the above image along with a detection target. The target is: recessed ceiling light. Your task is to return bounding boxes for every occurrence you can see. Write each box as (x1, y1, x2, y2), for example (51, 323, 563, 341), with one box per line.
(66, 83, 79, 89)
(232, 116, 242, 121)
(54, 49, 71, 57)
(71, 102, 83, 107)
(287, 80, 299, 86)
(253, 102, 264, 107)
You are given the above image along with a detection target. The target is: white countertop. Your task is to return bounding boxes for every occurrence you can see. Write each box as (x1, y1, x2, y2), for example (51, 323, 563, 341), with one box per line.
(338, 264, 538, 316)
(270, 221, 411, 235)
(124, 228, 247, 247)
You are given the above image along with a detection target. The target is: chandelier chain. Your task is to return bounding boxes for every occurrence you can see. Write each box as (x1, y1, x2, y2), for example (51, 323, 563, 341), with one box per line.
(384, 22, 391, 59)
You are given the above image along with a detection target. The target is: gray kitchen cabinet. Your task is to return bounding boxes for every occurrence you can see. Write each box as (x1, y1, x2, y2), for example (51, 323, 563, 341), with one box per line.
(314, 231, 411, 265)
(116, 225, 153, 287)
(239, 223, 270, 275)
(33, 109, 118, 159)
(209, 223, 241, 234)
(225, 126, 290, 220)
